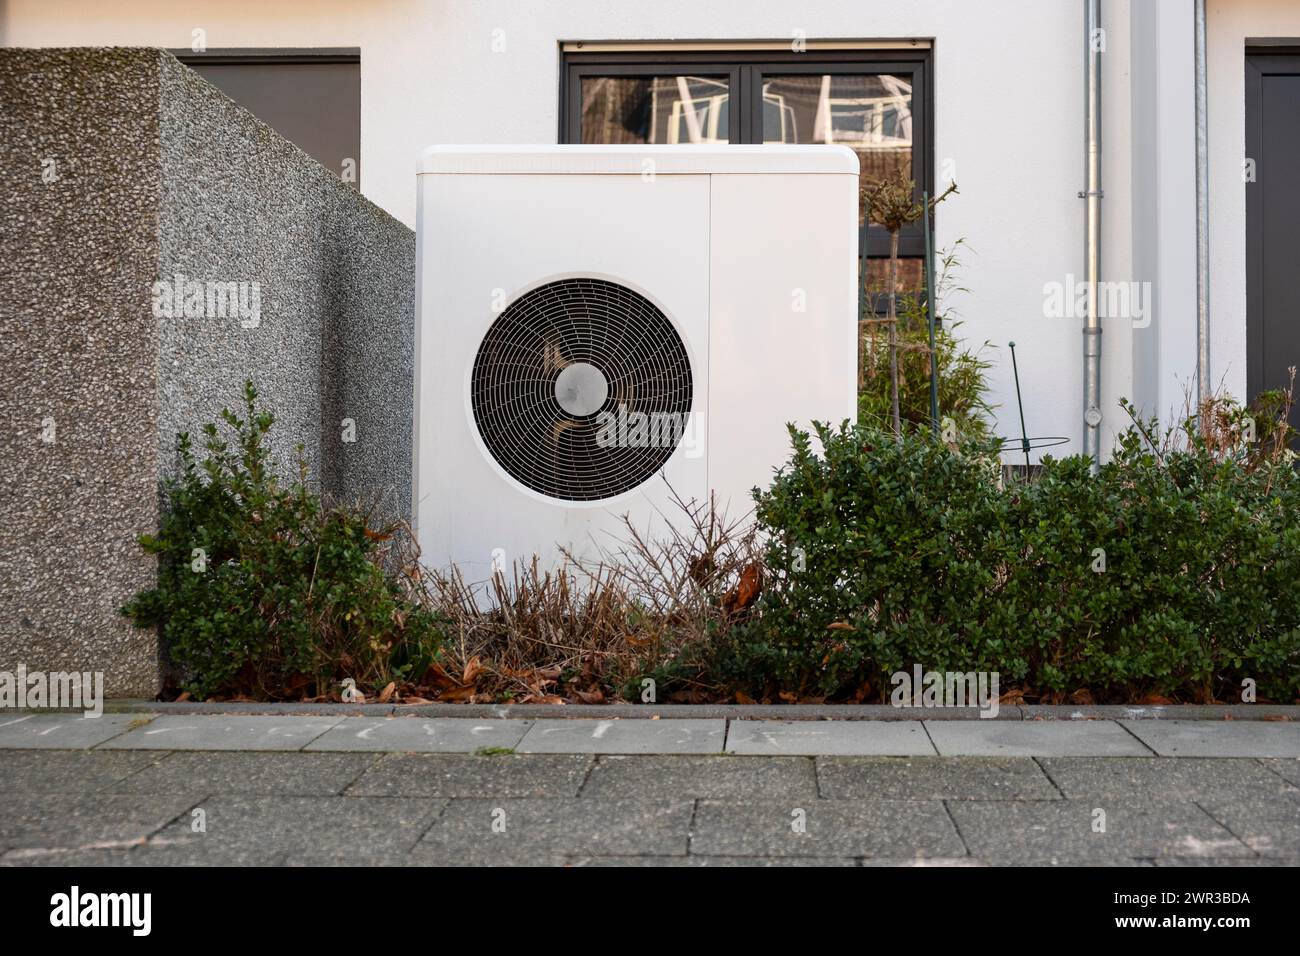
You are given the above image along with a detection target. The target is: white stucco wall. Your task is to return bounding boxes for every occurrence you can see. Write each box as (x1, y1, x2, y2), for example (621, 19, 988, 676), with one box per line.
(1130, 0, 1199, 424)
(5, 0, 1276, 459)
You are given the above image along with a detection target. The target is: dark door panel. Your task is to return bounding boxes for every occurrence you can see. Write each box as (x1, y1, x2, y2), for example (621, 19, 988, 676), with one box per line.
(1246, 52, 1300, 431)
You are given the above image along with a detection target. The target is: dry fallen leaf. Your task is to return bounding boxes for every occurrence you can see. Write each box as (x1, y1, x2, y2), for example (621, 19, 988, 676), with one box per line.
(377, 681, 397, 703)
(736, 563, 762, 607)
(424, 662, 460, 689)
(722, 562, 764, 616)
(437, 684, 476, 702)
(735, 691, 755, 705)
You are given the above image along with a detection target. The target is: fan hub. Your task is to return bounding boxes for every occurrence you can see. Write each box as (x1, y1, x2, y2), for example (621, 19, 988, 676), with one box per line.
(554, 362, 609, 418)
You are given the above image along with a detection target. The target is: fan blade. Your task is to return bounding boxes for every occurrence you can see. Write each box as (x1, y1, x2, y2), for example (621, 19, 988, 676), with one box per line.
(547, 418, 581, 444)
(541, 339, 569, 374)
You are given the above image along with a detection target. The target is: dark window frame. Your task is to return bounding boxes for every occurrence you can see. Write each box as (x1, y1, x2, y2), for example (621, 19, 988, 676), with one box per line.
(560, 48, 934, 259)
(170, 47, 361, 65)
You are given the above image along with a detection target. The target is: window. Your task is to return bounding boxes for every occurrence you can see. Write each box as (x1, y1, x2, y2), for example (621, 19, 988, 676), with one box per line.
(562, 48, 933, 308)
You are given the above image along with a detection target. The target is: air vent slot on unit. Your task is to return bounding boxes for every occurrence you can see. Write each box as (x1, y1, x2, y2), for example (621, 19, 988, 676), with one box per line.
(470, 277, 693, 502)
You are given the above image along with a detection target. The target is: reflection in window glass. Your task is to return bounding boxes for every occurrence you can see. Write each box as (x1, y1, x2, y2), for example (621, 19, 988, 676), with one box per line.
(862, 257, 925, 309)
(581, 76, 730, 144)
(762, 74, 914, 227)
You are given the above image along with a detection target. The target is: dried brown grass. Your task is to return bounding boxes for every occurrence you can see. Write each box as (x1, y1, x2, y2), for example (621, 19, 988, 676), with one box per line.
(417, 489, 763, 704)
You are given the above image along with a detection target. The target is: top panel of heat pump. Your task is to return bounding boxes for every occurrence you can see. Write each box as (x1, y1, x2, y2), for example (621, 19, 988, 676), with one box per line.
(418, 143, 861, 177)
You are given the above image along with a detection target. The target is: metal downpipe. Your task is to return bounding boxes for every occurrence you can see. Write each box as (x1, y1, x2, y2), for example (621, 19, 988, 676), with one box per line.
(1195, 0, 1211, 401)
(1083, 0, 1103, 470)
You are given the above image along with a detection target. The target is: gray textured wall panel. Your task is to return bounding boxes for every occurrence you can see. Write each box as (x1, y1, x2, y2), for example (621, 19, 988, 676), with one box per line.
(156, 53, 414, 519)
(156, 55, 328, 487)
(0, 48, 416, 697)
(0, 49, 164, 697)
(320, 202, 416, 521)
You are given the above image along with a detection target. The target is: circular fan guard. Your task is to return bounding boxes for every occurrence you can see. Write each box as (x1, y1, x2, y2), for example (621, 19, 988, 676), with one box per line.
(470, 278, 693, 502)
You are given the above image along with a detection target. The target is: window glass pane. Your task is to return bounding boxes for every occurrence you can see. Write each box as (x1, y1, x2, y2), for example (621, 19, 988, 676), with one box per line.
(580, 75, 730, 144)
(861, 257, 925, 315)
(762, 73, 914, 227)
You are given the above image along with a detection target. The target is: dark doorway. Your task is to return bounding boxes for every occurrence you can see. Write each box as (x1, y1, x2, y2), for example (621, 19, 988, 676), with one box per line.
(1246, 51, 1300, 430)
(175, 49, 360, 186)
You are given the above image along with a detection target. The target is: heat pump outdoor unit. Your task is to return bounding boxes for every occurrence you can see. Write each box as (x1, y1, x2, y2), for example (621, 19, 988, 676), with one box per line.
(414, 144, 859, 581)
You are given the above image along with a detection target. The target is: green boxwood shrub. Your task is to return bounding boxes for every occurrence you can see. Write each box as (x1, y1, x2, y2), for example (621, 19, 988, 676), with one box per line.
(122, 382, 445, 700)
(737, 412, 1300, 704)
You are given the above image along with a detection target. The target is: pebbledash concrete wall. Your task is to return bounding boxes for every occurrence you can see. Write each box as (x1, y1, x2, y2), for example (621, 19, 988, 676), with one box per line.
(0, 48, 416, 696)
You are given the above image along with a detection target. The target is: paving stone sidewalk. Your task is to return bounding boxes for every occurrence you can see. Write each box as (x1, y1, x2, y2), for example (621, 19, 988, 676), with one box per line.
(1, 714, 1297, 866)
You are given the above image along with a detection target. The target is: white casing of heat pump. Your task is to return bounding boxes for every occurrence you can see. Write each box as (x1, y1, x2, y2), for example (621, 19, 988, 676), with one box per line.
(414, 144, 859, 582)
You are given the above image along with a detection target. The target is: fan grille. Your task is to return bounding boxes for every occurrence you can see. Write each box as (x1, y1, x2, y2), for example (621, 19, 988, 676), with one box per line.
(470, 278, 693, 502)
